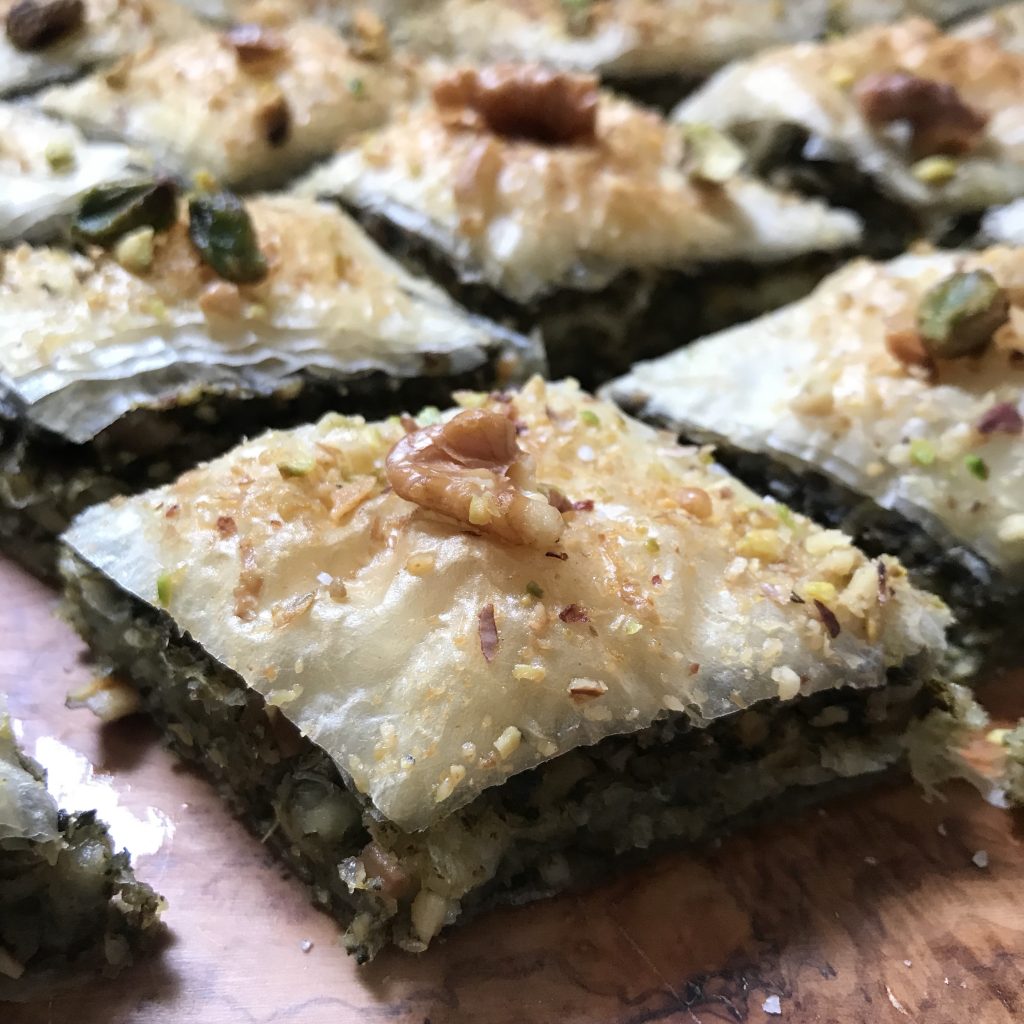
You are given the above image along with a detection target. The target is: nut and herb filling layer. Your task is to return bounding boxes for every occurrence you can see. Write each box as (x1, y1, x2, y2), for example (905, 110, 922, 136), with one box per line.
(0, 0, 201, 98)
(0, 703, 165, 997)
(608, 248, 1024, 592)
(674, 17, 1024, 235)
(62, 544, 939, 961)
(296, 64, 862, 305)
(37, 19, 421, 189)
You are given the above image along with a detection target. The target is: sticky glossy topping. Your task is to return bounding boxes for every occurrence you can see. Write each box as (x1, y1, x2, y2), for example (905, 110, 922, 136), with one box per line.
(432, 65, 599, 146)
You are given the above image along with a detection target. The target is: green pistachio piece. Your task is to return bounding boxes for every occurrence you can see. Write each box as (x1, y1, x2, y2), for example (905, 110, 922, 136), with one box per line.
(188, 189, 268, 284)
(916, 269, 1010, 359)
(681, 123, 745, 184)
(73, 180, 179, 247)
(6, 0, 83, 52)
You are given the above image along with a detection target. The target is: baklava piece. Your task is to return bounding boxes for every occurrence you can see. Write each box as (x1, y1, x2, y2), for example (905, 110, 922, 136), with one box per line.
(62, 377, 953, 960)
(0, 700, 165, 1000)
(609, 247, 1024, 676)
(297, 64, 861, 383)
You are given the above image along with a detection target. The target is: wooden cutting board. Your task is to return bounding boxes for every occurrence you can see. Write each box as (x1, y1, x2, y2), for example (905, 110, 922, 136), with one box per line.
(3, 558, 1023, 1024)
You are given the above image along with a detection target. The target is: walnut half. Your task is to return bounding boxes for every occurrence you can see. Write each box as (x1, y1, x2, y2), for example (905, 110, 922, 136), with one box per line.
(385, 409, 565, 548)
(432, 65, 599, 147)
(854, 72, 988, 158)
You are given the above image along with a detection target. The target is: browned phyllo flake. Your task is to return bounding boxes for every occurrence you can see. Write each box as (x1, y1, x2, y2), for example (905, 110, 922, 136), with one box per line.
(61, 379, 964, 960)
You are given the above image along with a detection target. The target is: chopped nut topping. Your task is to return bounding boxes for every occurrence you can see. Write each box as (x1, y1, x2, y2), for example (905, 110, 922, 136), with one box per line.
(917, 270, 1009, 360)
(885, 326, 931, 369)
(358, 842, 410, 899)
(478, 602, 499, 662)
(216, 514, 237, 537)
(6, 0, 83, 52)
(433, 65, 599, 147)
(976, 401, 1023, 435)
(569, 678, 608, 699)
(493, 725, 522, 759)
(233, 540, 263, 620)
(350, 7, 389, 61)
(386, 409, 565, 547)
(559, 604, 589, 623)
(676, 487, 712, 520)
(813, 599, 841, 639)
(271, 591, 316, 628)
(854, 72, 988, 158)
(259, 95, 292, 148)
(225, 24, 286, 71)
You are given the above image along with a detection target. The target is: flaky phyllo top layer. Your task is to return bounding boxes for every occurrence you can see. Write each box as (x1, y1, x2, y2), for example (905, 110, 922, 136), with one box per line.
(296, 64, 861, 302)
(0, 193, 530, 444)
(609, 248, 1024, 578)
(64, 379, 949, 831)
(676, 16, 1024, 212)
(0, 700, 58, 846)
(37, 19, 421, 189)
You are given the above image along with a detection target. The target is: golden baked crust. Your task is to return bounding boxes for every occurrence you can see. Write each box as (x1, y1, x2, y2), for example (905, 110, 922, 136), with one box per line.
(38, 21, 421, 188)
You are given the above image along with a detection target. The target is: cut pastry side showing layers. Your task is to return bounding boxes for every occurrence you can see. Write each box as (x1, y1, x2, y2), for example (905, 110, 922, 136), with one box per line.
(607, 247, 1024, 678)
(0, 699, 165, 1000)
(61, 377, 958, 960)
(0, 188, 539, 579)
(673, 16, 1024, 253)
(297, 63, 862, 386)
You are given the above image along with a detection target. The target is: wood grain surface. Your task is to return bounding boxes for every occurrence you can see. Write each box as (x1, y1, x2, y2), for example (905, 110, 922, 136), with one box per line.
(2, 558, 1023, 1024)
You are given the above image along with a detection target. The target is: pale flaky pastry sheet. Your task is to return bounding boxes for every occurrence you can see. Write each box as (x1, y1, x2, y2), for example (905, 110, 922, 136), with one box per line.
(64, 378, 950, 832)
(38, 21, 421, 189)
(675, 17, 1024, 214)
(0, 700, 58, 848)
(0, 0, 200, 97)
(297, 74, 861, 303)
(0, 103, 150, 243)
(954, 2, 1024, 50)
(608, 248, 1024, 580)
(0, 194, 536, 445)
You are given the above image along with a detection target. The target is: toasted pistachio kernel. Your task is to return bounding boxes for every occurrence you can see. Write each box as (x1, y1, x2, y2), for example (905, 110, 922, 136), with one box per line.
(909, 438, 936, 466)
(44, 138, 75, 173)
(73, 179, 178, 247)
(525, 580, 544, 598)
(965, 454, 989, 480)
(911, 155, 958, 185)
(623, 617, 642, 635)
(677, 486, 712, 520)
(188, 188, 268, 284)
(417, 406, 442, 425)
(6, 0, 83, 51)
(828, 65, 855, 89)
(916, 269, 1010, 360)
(156, 571, 174, 607)
(579, 409, 600, 427)
(801, 580, 837, 603)
(348, 76, 366, 98)
(561, 0, 592, 34)
(113, 226, 155, 273)
(434, 764, 466, 803)
(681, 122, 745, 184)
(277, 455, 315, 477)
(737, 528, 785, 562)
(775, 504, 796, 529)
(493, 725, 522, 759)
(645, 537, 660, 553)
